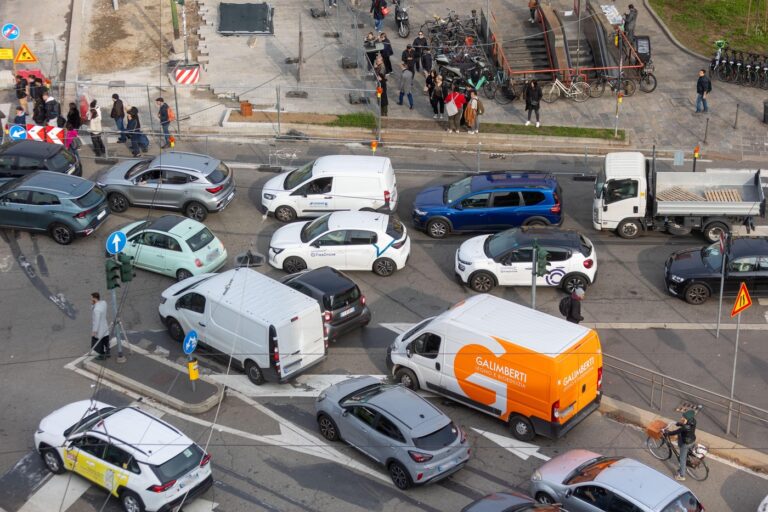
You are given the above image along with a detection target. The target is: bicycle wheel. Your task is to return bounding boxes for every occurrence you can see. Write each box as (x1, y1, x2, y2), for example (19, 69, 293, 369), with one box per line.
(646, 436, 672, 460)
(762, 72, 768, 89)
(747, 70, 758, 87)
(482, 80, 497, 100)
(717, 65, 729, 82)
(620, 79, 636, 97)
(686, 458, 709, 481)
(494, 84, 514, 105)
(639, 72, 657, 93)
(572, 81, 590, 102)
(588, 79, 605, 98)
(542, 82, 561, 103)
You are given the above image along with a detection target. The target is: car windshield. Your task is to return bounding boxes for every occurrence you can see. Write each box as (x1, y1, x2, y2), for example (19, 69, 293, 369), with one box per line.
(187, 227, 215, 252)
(125, 160, 152, 180)
(64, 406, 117, 437)
(485, 229, 521, 259)
(207, 161, 229, 184)
(47, 151, 76, 171)
(661, 492, 703, 512)
(126, 221, 149, 238)
(342, 383, 392, 404)
(413, 421, 457, 450)
(152, 444, 205, 483)
(564, 456, 623, 485)
(701, 243, 724, 270)
(445, 176, 472, 204)
(284, 161, 314, 190)
(73, 186, 104, 208)
(326, 285, 361, 310)
(301, 214, 330, 243)
(594, 168, 606, 199)
(0, 180, 16, 195)
(403, 318, 433, 341)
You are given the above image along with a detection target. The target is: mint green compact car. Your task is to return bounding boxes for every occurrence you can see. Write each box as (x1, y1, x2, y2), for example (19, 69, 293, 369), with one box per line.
(120, 215, 227, 281)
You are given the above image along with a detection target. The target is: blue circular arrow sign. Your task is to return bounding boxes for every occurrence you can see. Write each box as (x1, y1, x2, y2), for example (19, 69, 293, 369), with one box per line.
(1, 24, 20, 41)
(8, 125, 27, 140)
(105, 231, 127, 255)
(183, 330, 198, 355)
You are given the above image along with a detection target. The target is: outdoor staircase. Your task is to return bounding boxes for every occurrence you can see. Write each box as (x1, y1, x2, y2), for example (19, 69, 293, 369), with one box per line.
(502, 33, 553, 81)
(567, 37, 598, 78)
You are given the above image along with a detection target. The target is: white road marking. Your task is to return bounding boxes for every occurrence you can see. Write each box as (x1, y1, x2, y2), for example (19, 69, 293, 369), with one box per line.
(210, 374, 387, 398)
(0, 245, 12, 272)
(471, 428, 551, 462)
(17, 474, 90, 512)
(378, 322, 416, 335)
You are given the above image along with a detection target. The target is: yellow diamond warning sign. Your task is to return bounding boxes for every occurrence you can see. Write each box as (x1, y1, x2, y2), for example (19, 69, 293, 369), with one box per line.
(14, 43, 37, 63)
(730, 282, 752, 317)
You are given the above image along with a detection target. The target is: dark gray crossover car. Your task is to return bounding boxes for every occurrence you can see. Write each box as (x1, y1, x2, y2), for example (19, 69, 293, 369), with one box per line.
(95, 151, 235, 221)
(0, 171, 109, 244)
(0, 140, 82, 178)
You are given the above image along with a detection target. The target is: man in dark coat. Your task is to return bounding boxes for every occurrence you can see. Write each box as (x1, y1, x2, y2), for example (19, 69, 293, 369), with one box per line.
(566, 287, 585, 324)
(111, 94, 127, 143)
(156, 97, 171, 148)
(695, 69, 711, 113)
(412, 31, 428, 74)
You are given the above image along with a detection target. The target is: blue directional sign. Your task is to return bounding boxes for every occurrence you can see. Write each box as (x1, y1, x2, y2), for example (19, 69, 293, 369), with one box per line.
(105, 231, 127, 255)
(1, 24, 20, 41)
(8, 125, 26, 140)
(183, 330, 198, 355)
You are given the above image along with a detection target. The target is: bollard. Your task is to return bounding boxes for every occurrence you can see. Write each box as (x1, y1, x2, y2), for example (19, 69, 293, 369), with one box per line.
(734, 103, 740, 129)
(703, 117, 709, 144)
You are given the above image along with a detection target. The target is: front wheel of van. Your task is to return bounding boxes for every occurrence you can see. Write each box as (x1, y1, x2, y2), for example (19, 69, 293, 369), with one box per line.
(394, 368, 419, 391)
(372, 257, 396, 277)
(166, 318, 184, 343)
(275, 205, 297, 223)
(509, 414, 536, 441)
(245, 360, 265, 385)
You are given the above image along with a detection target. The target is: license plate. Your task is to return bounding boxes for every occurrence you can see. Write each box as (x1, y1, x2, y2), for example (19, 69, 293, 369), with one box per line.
(97, 210, 106, 220)
(227, 192, 234, 201)
(206, 249, 220, 262)
(339, 307, 355, 318)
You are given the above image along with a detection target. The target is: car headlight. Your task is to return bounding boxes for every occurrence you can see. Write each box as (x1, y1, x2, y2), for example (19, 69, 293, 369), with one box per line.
(669, 274, 685, 283)
(160, 297, 167, 305)
(457, 255, 472, 266)
(270, 247, 284, 255)
(413, 209, 427, 216)
(96, 182, 106, 187)
(317, 391, 327, 402)
(263, 193, 276, 200)
(531, 470, 542, 482)
(36, 428, 44, 434)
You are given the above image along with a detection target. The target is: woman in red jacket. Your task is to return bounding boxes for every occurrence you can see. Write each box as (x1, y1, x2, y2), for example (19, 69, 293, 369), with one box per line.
(444, 85, 466, 133)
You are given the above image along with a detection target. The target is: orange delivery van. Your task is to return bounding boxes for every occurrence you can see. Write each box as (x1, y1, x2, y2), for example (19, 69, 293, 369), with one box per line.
(385, 294, 603, 441)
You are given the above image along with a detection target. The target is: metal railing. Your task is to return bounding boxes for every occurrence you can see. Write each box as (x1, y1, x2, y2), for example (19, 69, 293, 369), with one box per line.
(604, 353, 768, 438)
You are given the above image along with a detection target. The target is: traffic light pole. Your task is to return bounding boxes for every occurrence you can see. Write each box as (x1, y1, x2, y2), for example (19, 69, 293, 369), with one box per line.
(111, 254, 126, 363)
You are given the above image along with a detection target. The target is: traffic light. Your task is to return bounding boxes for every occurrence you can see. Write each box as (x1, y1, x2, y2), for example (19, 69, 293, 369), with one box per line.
(106, 259, 121, 290)
(535, 247, 550, 277)
(118, 253, 135, 283)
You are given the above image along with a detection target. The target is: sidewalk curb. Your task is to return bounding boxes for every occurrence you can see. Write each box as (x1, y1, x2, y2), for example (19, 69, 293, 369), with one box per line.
(642, 0, 709, 63)
(600, 395, 768, 474)
(82, 357, 224, 415)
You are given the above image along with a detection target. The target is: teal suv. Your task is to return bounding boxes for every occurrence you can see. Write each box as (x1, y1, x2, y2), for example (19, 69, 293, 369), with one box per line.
(0, 171, 110, 244)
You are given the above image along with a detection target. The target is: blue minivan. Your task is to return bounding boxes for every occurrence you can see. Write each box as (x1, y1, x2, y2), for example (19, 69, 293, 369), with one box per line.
(411, 172, 563, 238)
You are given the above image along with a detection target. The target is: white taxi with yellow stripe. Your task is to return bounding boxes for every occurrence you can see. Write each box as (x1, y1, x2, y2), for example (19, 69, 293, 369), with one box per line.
(34, 400, 213, 512)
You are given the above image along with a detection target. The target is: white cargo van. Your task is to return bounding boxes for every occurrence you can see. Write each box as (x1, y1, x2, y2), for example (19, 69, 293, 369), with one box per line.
(158, 268, 326, 384)
(386, 295, 603, 441)
(260, 155, 399, 222)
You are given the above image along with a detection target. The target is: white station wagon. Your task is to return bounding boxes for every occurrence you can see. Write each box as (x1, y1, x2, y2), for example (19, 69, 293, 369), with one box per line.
(34, 400, 213, 512)
(455, 227, 597, 293)
(269, 211, 411, 276)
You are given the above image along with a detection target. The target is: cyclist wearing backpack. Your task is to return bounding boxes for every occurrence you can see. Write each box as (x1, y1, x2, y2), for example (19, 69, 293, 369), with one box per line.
(155, 97, 174, 149)
(559, 287, 585, 324)
(667, 409, 697, 481)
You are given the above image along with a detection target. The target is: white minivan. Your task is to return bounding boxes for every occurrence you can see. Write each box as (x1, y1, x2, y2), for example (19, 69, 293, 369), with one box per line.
(158, 268, 326, 384)
(260, 155, 399, 222)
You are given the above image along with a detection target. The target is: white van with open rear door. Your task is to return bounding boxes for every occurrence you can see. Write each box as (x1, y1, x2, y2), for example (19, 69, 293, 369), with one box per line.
(158, 268, 326, 384)
(260, 155, 399, 222)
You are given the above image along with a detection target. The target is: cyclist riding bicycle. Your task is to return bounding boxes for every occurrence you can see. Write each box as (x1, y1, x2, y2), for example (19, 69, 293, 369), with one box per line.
(666, 410, 697, 481)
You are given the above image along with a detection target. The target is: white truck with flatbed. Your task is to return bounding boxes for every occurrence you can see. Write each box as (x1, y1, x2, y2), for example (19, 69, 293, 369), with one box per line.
(592, 152, 765, 242)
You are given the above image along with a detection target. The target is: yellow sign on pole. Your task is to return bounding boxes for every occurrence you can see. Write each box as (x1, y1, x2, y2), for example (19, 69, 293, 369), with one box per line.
(0, 48, 13, 60)
(14, 43, 37, 63)
(730, 282, 752, 317)
(188, 359, 199, 381)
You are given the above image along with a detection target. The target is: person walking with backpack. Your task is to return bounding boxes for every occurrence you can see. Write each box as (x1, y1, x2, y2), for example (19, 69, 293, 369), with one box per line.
(695, 69, 711, 114)
(86, 99, 106, 158)
(560, 287, 585, 324)
(666, 410, 697, 481)
(524, 79, 543, 127)
(42, 91, 61, 127)
(156, 97, 173, 148)
(110, 94, 127, 143)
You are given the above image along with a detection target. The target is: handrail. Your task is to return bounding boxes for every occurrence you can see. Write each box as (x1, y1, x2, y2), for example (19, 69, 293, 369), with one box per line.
(536, 5, 557, 81)
(604, 353, 768, 437)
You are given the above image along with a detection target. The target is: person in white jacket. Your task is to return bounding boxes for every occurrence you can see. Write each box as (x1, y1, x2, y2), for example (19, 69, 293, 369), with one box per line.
(91, 292, 110, 359)
(86, 100, 106, 157)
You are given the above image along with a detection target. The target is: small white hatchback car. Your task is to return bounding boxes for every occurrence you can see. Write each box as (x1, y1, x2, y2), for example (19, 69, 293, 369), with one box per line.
(455, 227, 597, 293)
(34, 400, 213, 512)
(269, 211, 410, 276)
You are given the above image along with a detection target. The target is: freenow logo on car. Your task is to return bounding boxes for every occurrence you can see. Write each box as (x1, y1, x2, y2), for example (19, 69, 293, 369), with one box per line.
(562, 357, 595, 387)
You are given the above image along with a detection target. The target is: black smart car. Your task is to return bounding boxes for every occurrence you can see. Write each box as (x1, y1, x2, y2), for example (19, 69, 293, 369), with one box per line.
(664, 237, 768, 304)
(0, 140, 81, 178)
(281, 266, 371, 341)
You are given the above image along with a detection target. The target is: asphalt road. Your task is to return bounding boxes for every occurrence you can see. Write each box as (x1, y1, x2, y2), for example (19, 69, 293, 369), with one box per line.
(1, 141, 767, 511)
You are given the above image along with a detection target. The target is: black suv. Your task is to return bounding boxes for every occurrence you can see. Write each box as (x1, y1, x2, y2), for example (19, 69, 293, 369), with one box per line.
(665, 237, 768, 304)
(0, 140, 81, 179)
(281, 266, 371, 342)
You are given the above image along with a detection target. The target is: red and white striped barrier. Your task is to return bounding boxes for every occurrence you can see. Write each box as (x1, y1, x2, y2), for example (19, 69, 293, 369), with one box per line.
(24, 125, 65, 144)
(174, 64, 201, 85)
(26, 125, 45, 141)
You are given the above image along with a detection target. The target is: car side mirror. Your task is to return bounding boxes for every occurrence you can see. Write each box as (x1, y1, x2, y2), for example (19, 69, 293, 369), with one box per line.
(311, 241, 320, 248)
(565, 489, 572, 498)
(454, 203, 463, 210)
(341, 409, 349, 417)
(175, 302, 181, 310)
(602, 205, 608, 212)
(405, 345, 413, 358)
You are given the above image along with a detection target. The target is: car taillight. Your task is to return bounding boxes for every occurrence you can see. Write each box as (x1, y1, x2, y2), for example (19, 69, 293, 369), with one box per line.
(194, 258, 203, 267)
(597, 366, 603, 392)
(323, 311, 332, 322)
(392, 238, 406, 249)
(200, 453, 212, 467)
(583, 259, 594, 269)
(460, 427, 467, 444)
(408, 450, 433, 463)
(206, 185, 224, 194)
(74, 208, 94, 219)
(360, 295, 366, 305)
(148, 480, 176, 493)
(384, 190, 391, 204)
(551, 400, 560, 422)
(550, 193, 561, 214)
(273, 345, 280, 364)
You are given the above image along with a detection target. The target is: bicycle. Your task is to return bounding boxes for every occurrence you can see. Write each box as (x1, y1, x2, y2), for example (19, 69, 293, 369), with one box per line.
(588, 73, 635, 98)
(709, 39, 728, 80)
(717, 49, 735, 82)
(745, 53, 760, 87)
(638, 65, 657, 93)
(541, 76, 590, 103)
(645, 415, 710, 481)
